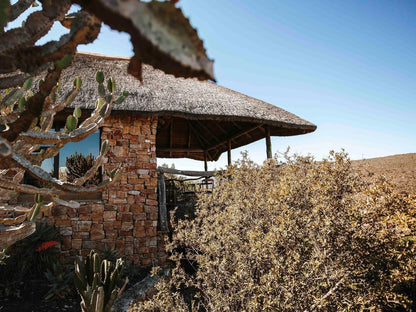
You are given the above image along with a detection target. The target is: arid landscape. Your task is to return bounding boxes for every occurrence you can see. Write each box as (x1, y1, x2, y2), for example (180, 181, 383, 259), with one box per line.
(352, 153, 416, 193)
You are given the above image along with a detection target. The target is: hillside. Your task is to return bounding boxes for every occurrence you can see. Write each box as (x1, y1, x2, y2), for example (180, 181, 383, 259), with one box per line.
(352, 153, 416, 193)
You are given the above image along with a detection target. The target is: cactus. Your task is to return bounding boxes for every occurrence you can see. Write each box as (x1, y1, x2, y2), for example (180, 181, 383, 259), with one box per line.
(66, 152, 101, 186)
(74, 250, 129, 312)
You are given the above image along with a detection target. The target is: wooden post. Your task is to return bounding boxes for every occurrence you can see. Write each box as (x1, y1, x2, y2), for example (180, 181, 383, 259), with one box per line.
(227, 140, 232, 166)
(157, 173, 169, 233)
(53, 153, 59, 178)
(204, 150, 208, 172)
(169, 122, 173, 158)
(265, 126, 272, 159)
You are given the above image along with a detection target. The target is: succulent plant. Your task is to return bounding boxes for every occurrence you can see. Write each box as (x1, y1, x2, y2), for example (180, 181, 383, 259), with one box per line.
(66, 152, 101, 186)
(74, 250, 128, 312)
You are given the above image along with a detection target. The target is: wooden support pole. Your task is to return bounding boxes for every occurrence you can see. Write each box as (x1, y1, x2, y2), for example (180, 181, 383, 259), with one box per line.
(157, 173, 169, 233)
(157, 167, 215, 177)
(169, 121, 174, 158)
(53, 153, 59, 178)
(227, 140, 232, 166)
(265, 126, 272, 159)
(204, 150, 208, 171)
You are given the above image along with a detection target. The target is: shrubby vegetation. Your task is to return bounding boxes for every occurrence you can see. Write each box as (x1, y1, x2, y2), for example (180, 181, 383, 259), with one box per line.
(132, 151, 416, 311)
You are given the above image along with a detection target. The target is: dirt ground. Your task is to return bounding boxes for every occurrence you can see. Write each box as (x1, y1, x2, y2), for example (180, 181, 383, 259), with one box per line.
(351, 153, 416, 194)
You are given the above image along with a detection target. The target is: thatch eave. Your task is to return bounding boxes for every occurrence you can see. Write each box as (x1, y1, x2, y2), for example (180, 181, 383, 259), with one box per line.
(2, 52, 317, 162)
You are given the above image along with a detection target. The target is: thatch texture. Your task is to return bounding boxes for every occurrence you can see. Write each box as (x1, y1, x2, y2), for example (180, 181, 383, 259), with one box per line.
(13, 52, 317, 161)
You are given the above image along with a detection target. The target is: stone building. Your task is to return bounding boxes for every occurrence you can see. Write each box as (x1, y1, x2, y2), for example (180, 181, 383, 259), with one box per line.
(12, 52, 317, 266)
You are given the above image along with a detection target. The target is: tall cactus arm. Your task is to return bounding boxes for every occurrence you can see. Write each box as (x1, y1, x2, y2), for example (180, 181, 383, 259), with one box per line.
(20, 122, 100, 145)
(0, 137, 12, 157)
(0, 151, 122, 193)
(0, 1, 71, 55)
(1, 65, 63, 142)
(0, 11, 101, 91)
(0, 222, 35, 249)
(7, 0, 35, 23)
(0, 70, 43, 89)
(4, 11, 101, 77)
(74, 0, 215, 81)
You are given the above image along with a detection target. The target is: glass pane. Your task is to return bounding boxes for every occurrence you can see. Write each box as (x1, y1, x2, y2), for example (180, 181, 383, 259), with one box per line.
(60, 131, 100, 168)
(41, 156, 54, 175)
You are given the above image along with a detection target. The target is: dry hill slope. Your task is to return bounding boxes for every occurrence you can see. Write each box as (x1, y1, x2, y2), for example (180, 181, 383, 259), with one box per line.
(352, 153, 416, 193)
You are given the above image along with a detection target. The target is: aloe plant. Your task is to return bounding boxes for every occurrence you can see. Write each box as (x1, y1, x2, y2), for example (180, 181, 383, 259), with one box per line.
(74, 250, 128, 312)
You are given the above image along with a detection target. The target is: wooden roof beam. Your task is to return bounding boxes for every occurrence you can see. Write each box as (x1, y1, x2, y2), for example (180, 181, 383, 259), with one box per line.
(208, 123, 265, 152)
(158, 147, 204, 153)
(194, 120, 222, 144)
(187, 121, 215, 161)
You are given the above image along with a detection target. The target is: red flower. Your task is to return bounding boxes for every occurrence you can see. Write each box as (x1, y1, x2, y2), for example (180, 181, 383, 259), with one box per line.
(35, 240, 59, 252)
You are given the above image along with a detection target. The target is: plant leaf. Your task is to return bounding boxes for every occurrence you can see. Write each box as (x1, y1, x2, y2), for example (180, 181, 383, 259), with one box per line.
(74, 0, 215, 81)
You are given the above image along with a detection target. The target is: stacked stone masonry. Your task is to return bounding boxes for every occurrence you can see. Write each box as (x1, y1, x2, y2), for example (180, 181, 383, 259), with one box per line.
(42, 115, 167, 266)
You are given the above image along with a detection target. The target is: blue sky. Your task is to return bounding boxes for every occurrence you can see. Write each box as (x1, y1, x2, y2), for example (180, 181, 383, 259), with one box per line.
(9, 1, 416, 170)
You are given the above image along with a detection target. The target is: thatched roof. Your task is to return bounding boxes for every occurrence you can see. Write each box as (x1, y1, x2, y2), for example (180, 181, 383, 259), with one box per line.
(33, 52, 318, 161)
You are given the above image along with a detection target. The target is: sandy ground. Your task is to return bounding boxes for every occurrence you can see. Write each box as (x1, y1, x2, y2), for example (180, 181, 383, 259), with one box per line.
(352, 153, 416, 193)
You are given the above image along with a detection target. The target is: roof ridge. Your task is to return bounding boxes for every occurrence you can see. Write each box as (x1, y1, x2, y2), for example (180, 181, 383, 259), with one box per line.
(76, 51, 131, 61)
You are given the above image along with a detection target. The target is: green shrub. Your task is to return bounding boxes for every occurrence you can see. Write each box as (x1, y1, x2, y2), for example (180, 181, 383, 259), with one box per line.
(132, 151, 416, 312)
(44, 262, 74, 300)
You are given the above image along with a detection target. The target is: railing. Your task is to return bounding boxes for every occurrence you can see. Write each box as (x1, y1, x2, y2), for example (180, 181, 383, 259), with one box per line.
(157, 167, 215, 233)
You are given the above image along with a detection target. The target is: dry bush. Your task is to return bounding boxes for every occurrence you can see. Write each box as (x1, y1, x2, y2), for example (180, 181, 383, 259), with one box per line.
(132, 151, 416, 312)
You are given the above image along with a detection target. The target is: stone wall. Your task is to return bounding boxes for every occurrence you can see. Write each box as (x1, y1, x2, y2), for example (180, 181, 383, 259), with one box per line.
(42, 115, 167, 266)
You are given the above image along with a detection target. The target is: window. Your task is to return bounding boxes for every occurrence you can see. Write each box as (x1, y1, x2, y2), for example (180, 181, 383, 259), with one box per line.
(24, 129, 101, 185)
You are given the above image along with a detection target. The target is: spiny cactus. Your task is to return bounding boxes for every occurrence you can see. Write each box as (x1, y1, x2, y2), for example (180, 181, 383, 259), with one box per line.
(0, 68, 127, 248)
(74, 250, 128, 312)
(66, 152, 101, 186)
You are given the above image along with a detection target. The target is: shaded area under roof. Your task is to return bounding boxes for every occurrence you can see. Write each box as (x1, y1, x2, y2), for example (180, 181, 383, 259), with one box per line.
(59, 53, 317, 161)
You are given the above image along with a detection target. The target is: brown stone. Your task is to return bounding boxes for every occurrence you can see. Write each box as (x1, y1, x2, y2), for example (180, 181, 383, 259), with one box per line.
(120, 230, 132, 237)
(76, 221, 92, 232)
(146, 227, 156, 236)
(134, 228, 146, 238)
(121, 222, 133, 231)
(131, 204, 143, 213)
(91, 212, 103, 221)
(61, 236, 72, 251)
(103, 221, 114, 230)
(113, 146, 127, 157)
(83, 241, 98, 249)
(91, 230, 105, 240)
(78, 206, 92, 214)
(72, 239, 82, 249)
(115, 240, 125, 249)
(109, 198, 127, 204)
(91, 204, 104, 213)
(117, 205, 130, 213)
(146, 199, 158, 206)
(134, 213, 146, 221)
(120, 213, 133, 222)
(103, 211, 117, 220)
(79, 213, 91, 221)
(55, 219, 71, 227)
(105, 231, 117, 239)
(59, 226, 73, 236)
(73, 232, 90, 239)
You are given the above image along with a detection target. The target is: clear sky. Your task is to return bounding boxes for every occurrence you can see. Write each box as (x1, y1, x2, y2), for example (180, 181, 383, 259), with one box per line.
(10, 1, 416, 170)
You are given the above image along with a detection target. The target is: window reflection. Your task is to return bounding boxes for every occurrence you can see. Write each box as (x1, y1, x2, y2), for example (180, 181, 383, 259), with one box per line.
(26, 130, 101, 185)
